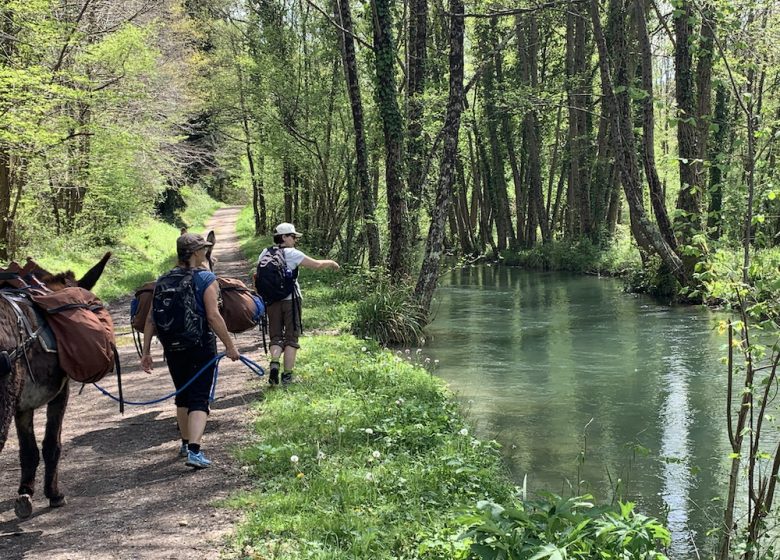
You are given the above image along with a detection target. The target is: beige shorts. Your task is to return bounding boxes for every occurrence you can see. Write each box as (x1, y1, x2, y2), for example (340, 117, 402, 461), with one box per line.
(267, 298, 301, 349)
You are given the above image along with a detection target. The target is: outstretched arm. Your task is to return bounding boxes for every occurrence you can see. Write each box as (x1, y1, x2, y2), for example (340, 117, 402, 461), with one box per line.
(300, 256, 340, 271)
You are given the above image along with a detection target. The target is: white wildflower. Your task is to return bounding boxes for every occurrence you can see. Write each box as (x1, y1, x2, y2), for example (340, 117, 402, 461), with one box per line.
(361, 346, 367, 352)
(365, 428, 374, 435)
(317, 451, 326, 461)
(365, 472, 374, 482)
(372, 450, 381, 459)
(338, 426, 345, 433)
(459, 428, 469, 437)
(290, 455, 299, 464)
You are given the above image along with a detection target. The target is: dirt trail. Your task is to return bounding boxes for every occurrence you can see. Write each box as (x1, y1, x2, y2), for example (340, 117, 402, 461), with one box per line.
(0, 207, 266, 559)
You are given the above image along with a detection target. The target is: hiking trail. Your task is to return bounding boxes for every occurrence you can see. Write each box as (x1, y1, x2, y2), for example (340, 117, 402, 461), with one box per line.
(0, 207, 264, 559)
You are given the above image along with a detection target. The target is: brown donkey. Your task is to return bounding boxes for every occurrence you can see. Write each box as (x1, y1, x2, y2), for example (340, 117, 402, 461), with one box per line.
(0, 252, 110, 518)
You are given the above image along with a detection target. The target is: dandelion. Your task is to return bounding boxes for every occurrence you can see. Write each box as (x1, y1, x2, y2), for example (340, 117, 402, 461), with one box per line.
(424, 357, 431, 364)
(317, 451, 326, 461)
(416, 348, 422, 354)
(405, 349, 411, 355)
(395, 398, 404, 406)
(434, 359, 440, 365)
(361, 346, 367, 352)
(338, 426, 345, 433)
(296, 472, 305, 479)
(365, 472, 374, 482)
(372, 450, 381, 459)
(459, 428, 469, 437)
(290, 455, 299, 464)
(365, 428, 374, 435)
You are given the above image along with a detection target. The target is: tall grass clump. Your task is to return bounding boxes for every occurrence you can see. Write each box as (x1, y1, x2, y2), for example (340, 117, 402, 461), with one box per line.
(351, 277, 428, 346)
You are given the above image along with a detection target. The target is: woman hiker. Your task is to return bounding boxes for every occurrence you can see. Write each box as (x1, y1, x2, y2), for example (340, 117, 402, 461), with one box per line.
(256, 222, 340, 386)
(141, 232, 240, 469)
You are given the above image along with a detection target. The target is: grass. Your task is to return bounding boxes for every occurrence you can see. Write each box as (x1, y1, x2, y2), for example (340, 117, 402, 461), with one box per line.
(225, 336, 515, 559)
(31, 187, 220, 301)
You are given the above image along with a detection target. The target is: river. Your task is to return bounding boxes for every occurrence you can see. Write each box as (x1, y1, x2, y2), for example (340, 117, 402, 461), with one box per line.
(426, 266, 729, 558)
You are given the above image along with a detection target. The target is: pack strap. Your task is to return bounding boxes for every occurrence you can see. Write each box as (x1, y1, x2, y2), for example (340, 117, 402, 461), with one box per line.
(43, 302, 104, 315)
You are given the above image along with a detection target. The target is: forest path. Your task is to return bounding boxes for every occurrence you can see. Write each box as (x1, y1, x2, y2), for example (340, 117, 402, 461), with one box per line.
(0, 206, 265, 559)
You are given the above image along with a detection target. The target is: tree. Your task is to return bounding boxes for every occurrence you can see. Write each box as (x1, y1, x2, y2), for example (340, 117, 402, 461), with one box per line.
(371, 0, 411, 278)
(415, 0, 464, 312)
(334, 0, 380, 266)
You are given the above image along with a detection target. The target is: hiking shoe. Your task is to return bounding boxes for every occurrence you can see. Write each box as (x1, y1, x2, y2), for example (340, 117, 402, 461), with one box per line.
(185, 450, 212, 469)
(269, 366, 279, 385)
(178, 443, 188, 458)
(281, 372, 293, 385)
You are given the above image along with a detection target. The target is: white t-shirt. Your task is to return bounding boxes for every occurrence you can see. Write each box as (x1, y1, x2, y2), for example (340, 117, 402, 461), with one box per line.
(257, 246, 306, 300)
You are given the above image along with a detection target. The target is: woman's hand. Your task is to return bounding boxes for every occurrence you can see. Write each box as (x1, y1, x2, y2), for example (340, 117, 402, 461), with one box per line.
(141, 353, 154, 373)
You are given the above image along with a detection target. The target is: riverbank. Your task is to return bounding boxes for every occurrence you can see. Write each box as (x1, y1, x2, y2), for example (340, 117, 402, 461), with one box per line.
(226, 209, 671, 559)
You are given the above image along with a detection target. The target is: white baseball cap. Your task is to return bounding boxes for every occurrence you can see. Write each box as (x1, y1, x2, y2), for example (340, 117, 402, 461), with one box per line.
(274, 222, 302, 237)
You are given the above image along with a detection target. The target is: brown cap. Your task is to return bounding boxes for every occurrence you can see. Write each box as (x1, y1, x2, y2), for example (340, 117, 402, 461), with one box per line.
(177, 233, 213, 255)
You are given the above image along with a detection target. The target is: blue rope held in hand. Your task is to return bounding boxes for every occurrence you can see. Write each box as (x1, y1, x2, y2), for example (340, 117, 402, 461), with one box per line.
(93, 353, 266, 407)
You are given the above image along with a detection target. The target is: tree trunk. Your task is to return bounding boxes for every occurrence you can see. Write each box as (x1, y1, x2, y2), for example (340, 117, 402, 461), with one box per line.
(371, 0, 411, 279)
(589, 0, 686, 283)
(335, 0, 381, 266)
(415, 0, 464, 312)
(635, 0, 677, 250)
(673, 0, 702, 266)
(406, 0, 428, 236)
(566, 4, 592, 239)
(0, 150, 11, 260)
(518, 14, 549, 244)
(480, 18, 514, 251)
(283, 163, 293, 222)
(708, 85, 729, 238)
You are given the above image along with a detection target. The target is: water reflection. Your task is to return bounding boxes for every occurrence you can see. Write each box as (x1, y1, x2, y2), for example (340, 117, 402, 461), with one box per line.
(426, 268, 728, 558)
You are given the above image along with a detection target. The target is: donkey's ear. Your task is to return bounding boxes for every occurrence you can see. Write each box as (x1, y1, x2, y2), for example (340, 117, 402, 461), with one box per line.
(205, 230, 215, 272)
(77, 252, 111, 290)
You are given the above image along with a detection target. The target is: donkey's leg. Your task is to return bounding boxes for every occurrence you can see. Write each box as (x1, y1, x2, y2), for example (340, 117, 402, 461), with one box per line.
(42, 382, 68, 508)
(14, 407, 39, 518)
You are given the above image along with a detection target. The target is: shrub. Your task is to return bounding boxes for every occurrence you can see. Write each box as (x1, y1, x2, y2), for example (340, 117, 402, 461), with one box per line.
(351, 280, 428, 346)
(462, 494, 670, 559)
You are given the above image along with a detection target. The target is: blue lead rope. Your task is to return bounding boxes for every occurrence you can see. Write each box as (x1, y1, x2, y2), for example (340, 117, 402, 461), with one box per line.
(93, 353, 266, 406)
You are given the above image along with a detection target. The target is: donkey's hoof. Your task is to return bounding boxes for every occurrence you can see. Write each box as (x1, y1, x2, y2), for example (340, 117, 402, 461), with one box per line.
(49, 495, 66, 508)
(14, 494, 33, 519)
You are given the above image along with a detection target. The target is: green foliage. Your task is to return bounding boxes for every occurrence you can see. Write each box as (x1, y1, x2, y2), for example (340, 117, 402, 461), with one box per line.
(501, 238, 602, 273)
(351, 276, 429, 346)
(625, 256, 681, 300)
(462, 496, 670, 560)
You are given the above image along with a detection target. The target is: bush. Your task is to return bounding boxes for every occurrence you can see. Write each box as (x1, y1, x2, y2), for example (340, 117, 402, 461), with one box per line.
(462, 494, 670, 560)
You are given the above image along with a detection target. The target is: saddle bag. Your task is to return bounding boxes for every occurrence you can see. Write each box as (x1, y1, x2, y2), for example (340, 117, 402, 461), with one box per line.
(130, 281, 156, 332)
(218, 277, 265, 334)
(31, 287, 116, 383)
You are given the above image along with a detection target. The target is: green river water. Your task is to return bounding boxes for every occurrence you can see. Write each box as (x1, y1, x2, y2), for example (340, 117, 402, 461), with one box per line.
(426, 266, 729, 558)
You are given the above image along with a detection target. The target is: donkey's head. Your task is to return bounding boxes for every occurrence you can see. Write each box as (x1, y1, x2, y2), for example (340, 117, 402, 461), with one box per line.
(34, 252, 112, 292)
(205, 231, 215, 271)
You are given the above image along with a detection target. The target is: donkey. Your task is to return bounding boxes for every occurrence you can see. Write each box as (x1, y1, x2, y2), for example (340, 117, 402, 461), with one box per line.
(0, 252, 111, 518)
